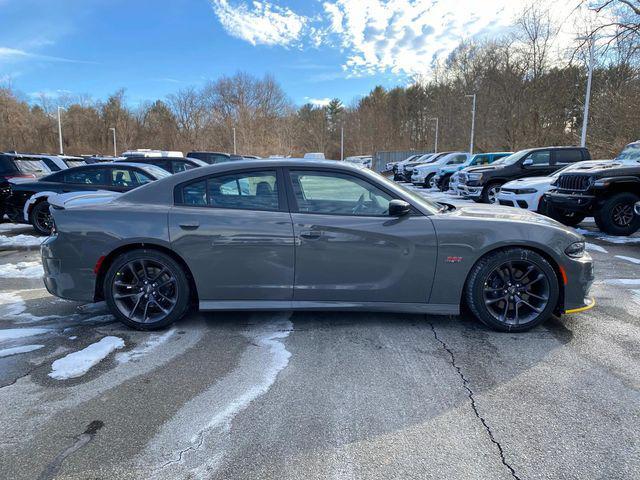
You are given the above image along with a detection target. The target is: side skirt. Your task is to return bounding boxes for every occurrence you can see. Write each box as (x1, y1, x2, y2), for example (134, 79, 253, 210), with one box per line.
(199, 300, 459, 316)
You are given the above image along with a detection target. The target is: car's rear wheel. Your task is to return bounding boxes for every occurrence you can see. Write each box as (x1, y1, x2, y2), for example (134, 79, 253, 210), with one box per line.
(30, 200, 53, 235)
(481, 182, 502, 204)
(104, 249, 190, 330)
(594, 192, 640, 236)
(465, 248, 559, 332)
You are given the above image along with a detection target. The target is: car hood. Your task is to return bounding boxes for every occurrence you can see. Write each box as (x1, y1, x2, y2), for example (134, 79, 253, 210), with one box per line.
(444, 203, 578, 232)
(502, 176, 551, 189)
(463, 164, 505, 174)
(48, 190, 121, 210)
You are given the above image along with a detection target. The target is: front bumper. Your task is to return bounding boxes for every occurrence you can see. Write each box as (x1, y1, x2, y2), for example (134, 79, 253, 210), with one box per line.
(497, 190, 540, 211)
(458, 184, 482, 198)
(544, 191, 595, 213)
(561, 253, 595, 313)
(411, 173, 425, 184)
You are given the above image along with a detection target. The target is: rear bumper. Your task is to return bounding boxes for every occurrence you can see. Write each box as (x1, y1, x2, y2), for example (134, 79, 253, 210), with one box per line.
(544, 191, 595, 213)
(41, 235, 97, 302)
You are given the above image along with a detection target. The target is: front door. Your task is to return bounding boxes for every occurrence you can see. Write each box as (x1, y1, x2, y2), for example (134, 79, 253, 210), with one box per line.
(169, 169, 295, 301)
(286, 169, 438, 303)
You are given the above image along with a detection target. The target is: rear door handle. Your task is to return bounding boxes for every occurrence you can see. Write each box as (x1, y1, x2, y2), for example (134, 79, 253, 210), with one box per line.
(300, 231, 322, 239)
(179, 222, 200, 230)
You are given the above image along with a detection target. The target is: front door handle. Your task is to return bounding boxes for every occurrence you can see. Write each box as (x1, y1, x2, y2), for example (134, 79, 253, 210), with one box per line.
(300, 231, 322, 240)
(179, 222, 200, 230)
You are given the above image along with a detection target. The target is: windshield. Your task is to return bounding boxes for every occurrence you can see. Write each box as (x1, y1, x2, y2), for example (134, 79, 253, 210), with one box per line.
(414, 154, 436, 164)
(616, 143, 640, 162)
(65, 160, 88, 168)
(13, 159, 49, 177)
(140, 164, 172, 179)
(373, 172, 441, 214)
(497, 150, 530, 166)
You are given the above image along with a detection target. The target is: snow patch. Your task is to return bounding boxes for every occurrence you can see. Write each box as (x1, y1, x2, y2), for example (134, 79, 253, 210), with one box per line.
(0, 234, 44, 248)
(0, 327, 49, 342)
(0, 344, 44, 358)
(596, 235, 640, 245)
(604, 278, 640, 286)
(615, 255, 640, 265)
(585, 243, 607, 253)
(117, 329, 175, 364)
(0, 261, 44, 278)
(76, 301, 108, 314)
(0, 290, 60, 323)
(49, 336, 125, 380)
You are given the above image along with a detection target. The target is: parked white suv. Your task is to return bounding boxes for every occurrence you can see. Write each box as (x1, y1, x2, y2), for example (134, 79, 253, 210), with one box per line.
(412, 152, 469, 188)
(497, 160, 618, 212)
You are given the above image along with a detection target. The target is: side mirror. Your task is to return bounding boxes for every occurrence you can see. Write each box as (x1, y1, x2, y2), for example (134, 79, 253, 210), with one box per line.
(522, 158, 533, 167)
(389, 199, 411, 216)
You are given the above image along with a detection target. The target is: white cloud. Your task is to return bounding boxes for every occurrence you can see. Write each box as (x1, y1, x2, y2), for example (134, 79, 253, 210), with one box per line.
(210, 0, 603, 76)
(0, 47, 29, 59)
(304, 96, 331, 106)
(210, 0, 308, 47)
(0, 46, 96, 65)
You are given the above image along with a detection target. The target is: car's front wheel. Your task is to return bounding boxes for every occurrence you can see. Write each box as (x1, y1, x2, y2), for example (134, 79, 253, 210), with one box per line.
(465, 248, 559, 332)
(594, 192, 640, 236)
(424, 173, 435, 189)
(104, 249, 191, 330)
(481, 182, 502, 204)
(30, 200, 53, 235)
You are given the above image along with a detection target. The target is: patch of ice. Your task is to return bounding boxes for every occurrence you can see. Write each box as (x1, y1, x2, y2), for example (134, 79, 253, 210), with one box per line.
(596, 235, 640, 244)
(0, 344, 44, 358)
(615, 255, 640, 265)
(0, 327, 49, 342)
(76, 301, 108, 314)
(69, 335, 78, 340)
(0, 261, 43, 278)
(585, 243, 608, 253)
(0, 223, 29, 232)
(0, 234, 44, 248)
(48, 336, 125, 380)
(0, 290, 60, 323)
(117, 329, 175, 364)
(575, 228, 597, 236)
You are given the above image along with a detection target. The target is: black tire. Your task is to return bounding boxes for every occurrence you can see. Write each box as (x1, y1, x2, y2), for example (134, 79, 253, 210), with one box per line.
(594, 192, 640, 236)
(439, 175, 451, 192)
(464, 248, 559, 332)
(104, 249, 191, 330)
(545, 204, 586, 227)
(424, 173, 435, 189)
(480, 182, 502, 204)
(29, 200, 53, 236)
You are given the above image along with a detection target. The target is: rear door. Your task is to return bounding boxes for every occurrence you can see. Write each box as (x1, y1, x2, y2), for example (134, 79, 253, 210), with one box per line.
(286, 168, 438, 303)
(168, 168, 294, 301)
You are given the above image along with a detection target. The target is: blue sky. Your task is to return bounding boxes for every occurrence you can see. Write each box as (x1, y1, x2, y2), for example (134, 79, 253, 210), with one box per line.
(0, 0, 581, 107)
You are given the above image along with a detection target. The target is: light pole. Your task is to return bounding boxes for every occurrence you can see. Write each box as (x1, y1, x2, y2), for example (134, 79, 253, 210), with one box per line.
(580, 36, 595, 148)
(429, 117, 439, 153)
(340, 125, 344, 161)
(233, 127, 237, 154)
(465, 94, 476, 154)
(109, 127, 117, 157)
(57, 106, 64, 154)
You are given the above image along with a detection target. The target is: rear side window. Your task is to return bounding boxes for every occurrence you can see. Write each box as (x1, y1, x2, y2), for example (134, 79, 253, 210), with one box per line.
(555, 149, 584, 165)
(63, 168, 107, 184)
(177, 170, 279, 211)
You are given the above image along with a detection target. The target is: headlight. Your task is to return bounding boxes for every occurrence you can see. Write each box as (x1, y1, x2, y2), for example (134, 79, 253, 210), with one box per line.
(515, 188, 537, 194)
(467, 173, 483, 181)
(565, 241, 585, 258)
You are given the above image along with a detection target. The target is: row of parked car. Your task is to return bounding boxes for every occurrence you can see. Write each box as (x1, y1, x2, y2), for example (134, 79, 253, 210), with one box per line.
(0, 150, 261, 235)
(389, 141, 640, 236)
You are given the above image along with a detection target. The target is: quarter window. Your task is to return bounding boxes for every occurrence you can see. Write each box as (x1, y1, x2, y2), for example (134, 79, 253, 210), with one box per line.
(290, 170, 393, 216)
(178, 170, 279, 211)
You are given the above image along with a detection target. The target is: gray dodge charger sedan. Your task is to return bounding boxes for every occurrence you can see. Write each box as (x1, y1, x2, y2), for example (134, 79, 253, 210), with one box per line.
(41, 159, 595, 332)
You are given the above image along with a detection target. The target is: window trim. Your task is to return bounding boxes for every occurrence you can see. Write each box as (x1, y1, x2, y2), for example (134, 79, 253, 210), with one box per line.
(173, 167, 287, 213)
(283, 167, 416, 218)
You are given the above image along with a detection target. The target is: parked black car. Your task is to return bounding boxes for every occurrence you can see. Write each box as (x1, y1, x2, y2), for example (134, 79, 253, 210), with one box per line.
(544, 149, 640, 235)
(2, 162, 170, 235)
(186, 151, 244, 164)
(115, 156, 207, 174)
(458, 146, 591, 203)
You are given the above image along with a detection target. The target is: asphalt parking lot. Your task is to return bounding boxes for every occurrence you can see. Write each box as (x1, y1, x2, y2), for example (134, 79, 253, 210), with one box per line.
(0, 189, 639, 480)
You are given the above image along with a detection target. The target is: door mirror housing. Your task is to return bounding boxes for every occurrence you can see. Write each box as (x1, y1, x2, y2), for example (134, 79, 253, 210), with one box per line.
(389, 199, 411, 216)
(522, 158, 534, 167)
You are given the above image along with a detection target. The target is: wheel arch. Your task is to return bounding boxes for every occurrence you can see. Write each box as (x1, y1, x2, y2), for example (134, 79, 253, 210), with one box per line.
(94, 242, 199, 306)
(24, 191, 55, 222)
(461, 244, 565, 313)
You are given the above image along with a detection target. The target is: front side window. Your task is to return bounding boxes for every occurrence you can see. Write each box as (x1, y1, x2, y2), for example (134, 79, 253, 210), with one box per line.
(527, 151, 551, 166)
(63, 168, 106, 185)
(290, 170, 393, 216)
(110, 168, 141, 187)
(448, 154, 468, 165)
(178, 170, 279, 211)
(172, 161, 196, 173)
